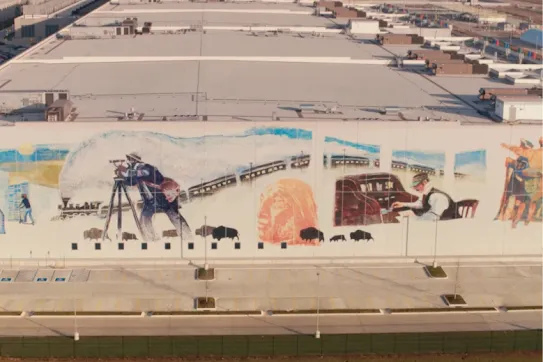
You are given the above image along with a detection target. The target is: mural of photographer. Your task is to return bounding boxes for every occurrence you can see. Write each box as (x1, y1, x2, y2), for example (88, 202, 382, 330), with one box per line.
(38, 127, 313, 244)
(496, 137, 542, 228)
(113, 153, 190, 241)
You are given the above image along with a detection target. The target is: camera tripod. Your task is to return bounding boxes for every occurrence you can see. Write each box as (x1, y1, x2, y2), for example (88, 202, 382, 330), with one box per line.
(101, 177, 144, 242)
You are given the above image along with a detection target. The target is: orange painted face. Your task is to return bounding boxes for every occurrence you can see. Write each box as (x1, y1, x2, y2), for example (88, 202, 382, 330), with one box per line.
(258, 179, 319, 246)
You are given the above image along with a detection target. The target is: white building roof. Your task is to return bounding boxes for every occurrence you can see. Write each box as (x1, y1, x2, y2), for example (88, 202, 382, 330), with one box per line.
(520, 29, 543, 48)
(0, 1, 536, 124)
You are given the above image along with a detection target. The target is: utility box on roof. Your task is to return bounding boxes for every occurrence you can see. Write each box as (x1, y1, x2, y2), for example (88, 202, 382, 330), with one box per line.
(479, 87, 530, 100)
(377, 34, 423, 45)
(432, 62, 473, 75)
(407, 49, 449, 60)
(494, 96, 543, 121)
(334, 7, 358, 18)
(349, 19, 379, 34)
(45, 99, 74, 122)
(316, 1, 342, 7)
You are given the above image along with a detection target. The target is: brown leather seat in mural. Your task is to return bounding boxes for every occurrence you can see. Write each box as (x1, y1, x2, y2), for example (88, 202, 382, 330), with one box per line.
(334, 173, 419, 226)
(456, 199, 479, 218)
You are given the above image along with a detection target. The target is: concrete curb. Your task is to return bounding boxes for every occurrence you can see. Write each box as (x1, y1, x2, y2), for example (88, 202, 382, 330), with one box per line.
(8, 306, 541, 318)
(0, 254, 540, 268)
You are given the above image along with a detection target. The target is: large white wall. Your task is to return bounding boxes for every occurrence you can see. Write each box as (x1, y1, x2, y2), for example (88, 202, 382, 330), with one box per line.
(0, 121, 540, 261)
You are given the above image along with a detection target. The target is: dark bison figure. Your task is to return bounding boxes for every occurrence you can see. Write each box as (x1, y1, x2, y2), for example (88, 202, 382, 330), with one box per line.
(84, 228, 137, 241)
(300, 227, 324, 243)
(162, 229, 179, 238)
(350, 230, 374, 242)
(212, 226, 239, 241)
(330, 234, 346, 242)
(196, 225, 216, 238)
(122, 232, 137, 241)
(84, 228, 109, 241)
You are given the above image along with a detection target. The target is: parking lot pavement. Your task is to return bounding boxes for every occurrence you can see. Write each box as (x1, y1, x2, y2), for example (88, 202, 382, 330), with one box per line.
(0, 264, 539, 312)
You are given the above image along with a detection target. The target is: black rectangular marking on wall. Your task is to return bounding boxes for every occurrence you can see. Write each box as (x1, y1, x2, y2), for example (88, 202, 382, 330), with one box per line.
(141, 243, 148, 250)
(281, 242, 287, 249)
(71, 243, 78, 250)
(95, 243, 101, 250)
(165, 243, 171, 250)
(118, 243, 124, 250)
(211, 242, 217, 250)
(235, 242, 241, 249)
(188, 242, 194, 250)
(258, 242, 264, 249)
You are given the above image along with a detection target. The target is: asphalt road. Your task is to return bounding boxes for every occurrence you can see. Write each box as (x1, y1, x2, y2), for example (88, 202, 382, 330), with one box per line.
(0, 311, 540, 336)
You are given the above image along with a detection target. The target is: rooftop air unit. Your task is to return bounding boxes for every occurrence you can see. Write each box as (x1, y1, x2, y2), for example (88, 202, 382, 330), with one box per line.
(45, 99, 74, 122)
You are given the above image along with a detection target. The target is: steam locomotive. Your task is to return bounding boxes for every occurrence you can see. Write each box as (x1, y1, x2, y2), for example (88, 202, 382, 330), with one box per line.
(51, 154, 453, 220)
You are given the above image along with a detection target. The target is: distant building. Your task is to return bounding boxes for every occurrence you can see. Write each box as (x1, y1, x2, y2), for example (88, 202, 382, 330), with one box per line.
(519, 22, 538, 31)
(13, 0, 98, 41)
(520, 28, 543, 48)
(497, 22, 514, 32)
(0, 0, 21, 30)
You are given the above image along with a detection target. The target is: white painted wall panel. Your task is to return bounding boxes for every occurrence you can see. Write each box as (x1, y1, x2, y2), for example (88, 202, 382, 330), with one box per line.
(0, 122, 540, 261)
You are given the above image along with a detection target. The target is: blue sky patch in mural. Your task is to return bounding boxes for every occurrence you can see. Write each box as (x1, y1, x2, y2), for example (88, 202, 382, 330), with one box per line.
(324, 137, 380, 158)
(0, 146, 70, 164)
(392, 150, 445, 171)
(454, 150, 487, 178)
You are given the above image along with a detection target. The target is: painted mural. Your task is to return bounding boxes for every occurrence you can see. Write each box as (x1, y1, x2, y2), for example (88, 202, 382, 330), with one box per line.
(332, 145, 480, 226)
(496, 137, 542, 228)
(455, 150, 487, 182)
(0, 124, 540, 259)
(324, 137, 381, 227)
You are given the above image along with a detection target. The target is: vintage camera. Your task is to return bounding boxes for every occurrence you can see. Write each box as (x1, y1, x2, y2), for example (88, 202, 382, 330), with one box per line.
(109, 159, 127, 175)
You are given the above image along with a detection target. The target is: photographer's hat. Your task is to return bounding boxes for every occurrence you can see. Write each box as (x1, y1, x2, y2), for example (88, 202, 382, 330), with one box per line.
(126, 152, 142, 162)
(411, 172, 429, 187)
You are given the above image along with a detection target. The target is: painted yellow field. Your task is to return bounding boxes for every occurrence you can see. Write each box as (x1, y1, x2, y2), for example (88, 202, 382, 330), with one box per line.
(2, 161, 64, 188)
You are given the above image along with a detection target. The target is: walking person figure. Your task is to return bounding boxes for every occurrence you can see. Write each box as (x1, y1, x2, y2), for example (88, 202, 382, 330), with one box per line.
(19, 194, 35, 225)
(0, 207, 5, 234)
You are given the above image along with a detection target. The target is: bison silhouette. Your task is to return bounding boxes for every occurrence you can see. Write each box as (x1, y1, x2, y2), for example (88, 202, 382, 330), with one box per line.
(330, 234, 346, 242)
(121, 232, 137, 241)
(162, 229, 179, 238)
(212, 226, 239, 241)
(300, 227, 324, 242)
(83, 228, 109, 241)
(350, 230, 374, 242)
(196, 225, 216, 238)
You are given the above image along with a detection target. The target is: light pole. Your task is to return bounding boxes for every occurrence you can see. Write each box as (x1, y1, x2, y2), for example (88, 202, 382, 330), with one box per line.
(168, 302, 172, 337)
(315, 271, 321, 339)
(204, 215, 208, 271)
(403, 215, 410, 257)
(432, 217, 438, 268)
(73, 298, 79, 341)
(342, 149, 346, 174)
(454, 261, 460, 299)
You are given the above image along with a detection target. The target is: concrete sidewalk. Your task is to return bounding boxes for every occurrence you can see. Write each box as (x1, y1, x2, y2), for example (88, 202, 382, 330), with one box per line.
(0, 311, 541, 336)
(0, 263, 539, 312)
